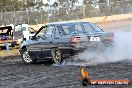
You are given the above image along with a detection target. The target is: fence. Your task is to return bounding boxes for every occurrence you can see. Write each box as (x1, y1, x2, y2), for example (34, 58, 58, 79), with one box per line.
(0, 1, 132, 25)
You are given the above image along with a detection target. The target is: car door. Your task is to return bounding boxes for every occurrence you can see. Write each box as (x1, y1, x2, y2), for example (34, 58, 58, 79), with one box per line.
(53, 27, 62, 46)
(27, 26, 46, 59)
(39, 26, 55, 59)
(27, 37, 43, 59)
(52, 26, 71, 56)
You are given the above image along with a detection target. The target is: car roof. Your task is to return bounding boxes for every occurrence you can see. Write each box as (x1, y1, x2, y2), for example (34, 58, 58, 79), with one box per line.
(0, 26, 12, 30)
(45, 21, 90, 26)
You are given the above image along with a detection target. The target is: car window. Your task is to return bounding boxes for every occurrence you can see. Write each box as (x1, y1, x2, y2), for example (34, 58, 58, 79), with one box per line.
(90, 23, 103, 32)
(62, 25, 72, 35)
(54, 22, 102, 35)
(44, 26, 54, 38)
(82, 23, 93, 32)
(74, 24, 84, 33)
(54, 28, 63, 38)
(62, 24, 82, 35)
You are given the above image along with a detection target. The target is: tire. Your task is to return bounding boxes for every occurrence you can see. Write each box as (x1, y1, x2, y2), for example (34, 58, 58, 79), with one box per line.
(21, 49, 37, 64)
(51, 48, 63, 64)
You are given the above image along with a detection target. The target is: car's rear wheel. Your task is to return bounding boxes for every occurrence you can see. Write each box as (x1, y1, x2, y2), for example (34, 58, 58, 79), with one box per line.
(51, 48, 63, 64)
(21, 49, 37, 64)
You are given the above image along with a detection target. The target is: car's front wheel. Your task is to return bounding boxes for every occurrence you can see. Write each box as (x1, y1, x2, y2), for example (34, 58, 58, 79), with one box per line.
(51, 48, 63, 64)
(21, 49, 37, 64)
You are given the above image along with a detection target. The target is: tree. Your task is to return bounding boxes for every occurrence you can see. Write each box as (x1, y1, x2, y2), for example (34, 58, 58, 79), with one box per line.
(0, 0, 23, 12)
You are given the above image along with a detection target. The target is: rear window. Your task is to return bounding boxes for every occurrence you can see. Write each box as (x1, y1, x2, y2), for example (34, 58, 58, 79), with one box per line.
(61, 22, 103, 35)
(90, 23, 103, 32)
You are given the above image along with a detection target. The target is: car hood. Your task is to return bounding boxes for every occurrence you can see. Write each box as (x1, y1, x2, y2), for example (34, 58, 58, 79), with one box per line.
(20, 39, 37, 48)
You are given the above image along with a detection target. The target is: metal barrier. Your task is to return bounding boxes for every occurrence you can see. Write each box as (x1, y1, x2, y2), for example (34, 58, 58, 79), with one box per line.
(0, 1, 132, 25)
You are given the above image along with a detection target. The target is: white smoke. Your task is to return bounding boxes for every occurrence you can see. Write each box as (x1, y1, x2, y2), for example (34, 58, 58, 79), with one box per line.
(63, 27, 132, 66)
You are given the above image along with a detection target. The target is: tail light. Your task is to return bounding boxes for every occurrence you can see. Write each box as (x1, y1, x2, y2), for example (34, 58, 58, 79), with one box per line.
(108, 33, 114, 42)
(103, 33, 114, 43)
(70, 37, 80, 44)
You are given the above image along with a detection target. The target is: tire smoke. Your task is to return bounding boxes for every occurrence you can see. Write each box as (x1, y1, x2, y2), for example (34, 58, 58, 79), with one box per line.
(64, 27, 132, 66)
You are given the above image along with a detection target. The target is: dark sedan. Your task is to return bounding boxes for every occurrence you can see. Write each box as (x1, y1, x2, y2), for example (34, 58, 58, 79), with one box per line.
(20, 21, 113, 64)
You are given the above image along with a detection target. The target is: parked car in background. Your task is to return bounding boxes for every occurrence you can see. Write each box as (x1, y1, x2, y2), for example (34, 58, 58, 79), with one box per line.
(20, 21, 113, 64)
(0, 26, 17, 48)
(14, 24, 36, 44)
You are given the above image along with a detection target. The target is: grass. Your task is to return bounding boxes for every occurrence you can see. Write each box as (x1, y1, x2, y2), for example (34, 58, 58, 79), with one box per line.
(0, 46, 20, 57)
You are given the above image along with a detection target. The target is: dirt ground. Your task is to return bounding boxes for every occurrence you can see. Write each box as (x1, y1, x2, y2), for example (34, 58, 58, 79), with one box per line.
(97, 19, 132, 32)
(0, 20, 132, 88)
(0, 58, 132, 88)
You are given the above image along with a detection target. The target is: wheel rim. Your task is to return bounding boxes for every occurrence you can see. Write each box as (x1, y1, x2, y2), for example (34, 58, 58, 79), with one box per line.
(23, 50, 32, 63)
(54, 50, 61, 63)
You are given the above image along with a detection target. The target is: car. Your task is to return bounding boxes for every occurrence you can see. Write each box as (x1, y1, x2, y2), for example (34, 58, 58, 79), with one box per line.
(20, 21, 113, 64)
(0, 26, 17, 48)
(14, 24, 36, 44)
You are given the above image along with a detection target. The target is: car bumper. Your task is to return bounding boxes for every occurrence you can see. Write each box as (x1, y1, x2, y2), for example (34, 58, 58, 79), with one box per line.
(71, 41, 112, 53)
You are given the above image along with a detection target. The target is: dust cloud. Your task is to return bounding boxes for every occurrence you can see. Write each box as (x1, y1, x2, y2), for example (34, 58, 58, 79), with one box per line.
(63, 27, 132, 66)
